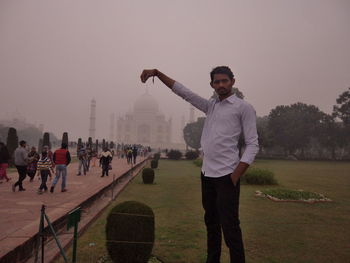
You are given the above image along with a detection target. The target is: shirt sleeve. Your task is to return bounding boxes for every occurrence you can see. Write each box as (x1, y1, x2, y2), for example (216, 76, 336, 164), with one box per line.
(240, 103, 259, 165)
(171, 81, 210, 114)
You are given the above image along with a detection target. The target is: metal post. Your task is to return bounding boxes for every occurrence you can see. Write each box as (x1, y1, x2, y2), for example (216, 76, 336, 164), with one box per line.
(72, 221, 78, 263)
(112, 173, 115, 200)
(41, 205, 45, 263)
(44, 214, 69, 263)
(34, 205, 45, 263)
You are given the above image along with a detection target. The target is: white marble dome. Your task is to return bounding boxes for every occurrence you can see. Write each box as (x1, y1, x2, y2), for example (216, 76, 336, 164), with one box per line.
(133, 92, 159, 113)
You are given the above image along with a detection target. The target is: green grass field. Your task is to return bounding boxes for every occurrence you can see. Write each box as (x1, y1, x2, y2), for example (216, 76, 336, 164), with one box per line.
(56, 159, 350, 263)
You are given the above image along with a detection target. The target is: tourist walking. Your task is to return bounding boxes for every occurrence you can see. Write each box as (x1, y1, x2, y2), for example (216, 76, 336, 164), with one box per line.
(50, 143, 71, 193)
(141, 67, 259, 263)
(77, 145, 87, 176)
(99, 148, 112, 177)
(132, 146, 138, 164)
(12, 140, 29, 192)
(126, 148, 133, 165)
(27, 147, 39, 182)
(36, 151, 55, 194)
(0, 142, 11, 183)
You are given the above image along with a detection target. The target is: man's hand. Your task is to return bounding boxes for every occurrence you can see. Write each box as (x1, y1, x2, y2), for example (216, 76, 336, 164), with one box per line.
(140, 69, 175, 88)
(140, 69, 157, 83)
(230, 162, 250, 186)
(230, 172, 240, 186)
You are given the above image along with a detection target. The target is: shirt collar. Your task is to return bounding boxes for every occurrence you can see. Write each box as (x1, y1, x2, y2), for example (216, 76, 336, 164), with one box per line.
(216, 94, 237, 104)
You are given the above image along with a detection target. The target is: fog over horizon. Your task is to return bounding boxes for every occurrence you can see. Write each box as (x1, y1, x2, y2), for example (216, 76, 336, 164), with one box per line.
(1, 0, 349, 142)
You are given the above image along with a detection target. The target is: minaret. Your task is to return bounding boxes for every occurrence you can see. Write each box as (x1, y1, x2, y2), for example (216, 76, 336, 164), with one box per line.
(89, 99, 96, 140)
(189, 106, 195, 123)
(110, 113, 115, 141)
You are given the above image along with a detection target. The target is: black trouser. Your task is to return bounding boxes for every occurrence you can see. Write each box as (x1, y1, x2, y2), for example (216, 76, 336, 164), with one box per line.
(39, 170, 49, 191)
(27, 170, 36, 181)
(101, 164, 109, 177)
(15, 165, 27, 190)
(133, 154, 137, 164)
(201, 172, 245, 263)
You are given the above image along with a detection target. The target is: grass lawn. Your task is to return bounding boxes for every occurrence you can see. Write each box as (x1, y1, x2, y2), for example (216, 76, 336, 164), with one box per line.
(56, 159, 350, 263)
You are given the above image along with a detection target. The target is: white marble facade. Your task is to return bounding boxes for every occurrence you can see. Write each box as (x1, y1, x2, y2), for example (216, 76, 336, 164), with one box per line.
(117, 91, 172, 148)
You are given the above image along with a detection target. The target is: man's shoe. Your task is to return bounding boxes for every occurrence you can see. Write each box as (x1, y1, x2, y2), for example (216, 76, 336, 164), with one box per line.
(19, 188, 26, 191)
(76, 173, 81, 176)
(61, 189, 67, 192)
(50, 186, 54, 193)
(12, 184, 16, 192)
(37, 189, 43, 195)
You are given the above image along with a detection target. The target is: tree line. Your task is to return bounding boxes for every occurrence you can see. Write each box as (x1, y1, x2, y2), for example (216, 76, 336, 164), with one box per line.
(183, 87, 350, 160)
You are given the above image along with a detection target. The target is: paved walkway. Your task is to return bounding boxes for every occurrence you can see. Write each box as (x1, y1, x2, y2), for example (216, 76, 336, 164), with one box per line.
(0, 155, 148, 261)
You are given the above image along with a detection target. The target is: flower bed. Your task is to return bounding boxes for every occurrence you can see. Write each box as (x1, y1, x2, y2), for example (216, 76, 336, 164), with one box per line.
(255, 188, 332, 203)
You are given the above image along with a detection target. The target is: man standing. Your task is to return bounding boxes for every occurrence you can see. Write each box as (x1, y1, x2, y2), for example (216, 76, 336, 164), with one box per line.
(77, 145, 87, 176)
(13, 140, 28, 192)
(51, 143, 71, 193)
(140, 66, 259, 263)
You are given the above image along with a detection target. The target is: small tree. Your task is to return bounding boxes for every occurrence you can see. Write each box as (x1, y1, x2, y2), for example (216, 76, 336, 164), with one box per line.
(38, 138, 43, 153)
(43, 132, 51, 149)
(62, 132, 69, 146)
(88, 137, 93, 147)
(6, 127, 18, 166)
(95, 139, 99, 153)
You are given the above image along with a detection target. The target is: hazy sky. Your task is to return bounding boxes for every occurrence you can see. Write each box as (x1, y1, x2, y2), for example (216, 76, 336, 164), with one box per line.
(1, 0, 349, 141)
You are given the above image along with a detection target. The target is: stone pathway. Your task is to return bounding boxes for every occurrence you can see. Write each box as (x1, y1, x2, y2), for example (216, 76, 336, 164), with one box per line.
(0, 155, 148, 262)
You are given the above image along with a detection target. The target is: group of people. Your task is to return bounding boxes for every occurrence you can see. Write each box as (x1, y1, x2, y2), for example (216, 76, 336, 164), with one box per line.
(76, 144, 113, 177)
(0, 141, 143, 193)
(3, 140, 72, 194)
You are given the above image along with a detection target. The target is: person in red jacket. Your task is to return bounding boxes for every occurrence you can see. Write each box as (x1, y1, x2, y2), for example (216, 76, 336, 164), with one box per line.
(50, 143, 71, 193)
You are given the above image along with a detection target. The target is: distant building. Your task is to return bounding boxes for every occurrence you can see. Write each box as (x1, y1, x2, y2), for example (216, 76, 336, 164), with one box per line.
(117, 91, 177, 149)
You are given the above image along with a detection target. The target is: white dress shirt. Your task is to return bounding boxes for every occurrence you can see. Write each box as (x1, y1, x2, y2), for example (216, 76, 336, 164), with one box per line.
(172, 81, 259, 178)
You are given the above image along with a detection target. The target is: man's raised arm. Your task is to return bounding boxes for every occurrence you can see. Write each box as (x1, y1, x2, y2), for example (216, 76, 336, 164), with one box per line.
(140, 69, 210, 114)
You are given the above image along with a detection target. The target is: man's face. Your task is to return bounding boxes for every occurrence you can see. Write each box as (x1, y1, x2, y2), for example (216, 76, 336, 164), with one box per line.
(211, 73, 235, 97)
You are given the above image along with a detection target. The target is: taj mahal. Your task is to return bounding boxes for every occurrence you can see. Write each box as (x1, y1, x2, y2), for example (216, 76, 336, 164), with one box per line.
(116, 91, 185, 149)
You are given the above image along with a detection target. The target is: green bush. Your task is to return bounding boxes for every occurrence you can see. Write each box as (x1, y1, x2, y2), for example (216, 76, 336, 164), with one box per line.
(185, 151, 199, 160)
(167, 150, 182, 160)
(242, 167, 278, 185)
(142, 168, 155, 184)
(106, 201, 155, 263)
(193, 159, 203, 167)
(150, 159, 158, 169)
(153, 153, 160, 160)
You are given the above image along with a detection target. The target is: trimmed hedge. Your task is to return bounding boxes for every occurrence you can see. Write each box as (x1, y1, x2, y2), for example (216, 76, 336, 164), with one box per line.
(193, 159, 203, 167)
(153, 153, 161, 160)
(142, 168, 155, 184)
(242, 167, 278, 185)
(185, 151, 199, 160)
(167, 150, 182, 160)
(106, 201, 155, 263)
(150, 159, 158, 169)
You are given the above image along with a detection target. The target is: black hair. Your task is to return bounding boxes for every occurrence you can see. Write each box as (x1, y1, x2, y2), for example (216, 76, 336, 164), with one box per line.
(210, 66, 234, 82)
(61, 143, 68, 149)
(19, 140, 26, 146)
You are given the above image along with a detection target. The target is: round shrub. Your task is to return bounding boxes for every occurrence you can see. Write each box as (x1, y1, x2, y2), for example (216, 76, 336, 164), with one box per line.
(242, 167, 278, 185)
(153, 153, 160, 160)
(150, 159, 158, 169)
(193, 158, 203, 167)
(185, 151, 199, 160)
(106, 201, 155, 263)
(167, 149, 182, 160)
(142, 168, 155, 184)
